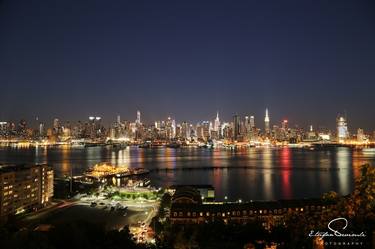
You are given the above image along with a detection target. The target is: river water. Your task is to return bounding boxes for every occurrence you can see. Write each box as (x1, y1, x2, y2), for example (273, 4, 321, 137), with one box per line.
(1, 146, 374, 201)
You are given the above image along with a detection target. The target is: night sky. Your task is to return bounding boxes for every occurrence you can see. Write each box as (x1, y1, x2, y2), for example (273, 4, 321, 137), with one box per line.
(1, 0, 375, 131)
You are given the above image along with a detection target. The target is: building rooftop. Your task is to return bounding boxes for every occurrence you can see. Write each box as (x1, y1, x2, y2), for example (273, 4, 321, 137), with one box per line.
(0, 164, 50, 173)
(171, 198, 336, 212)
(169, 184, 214, 190)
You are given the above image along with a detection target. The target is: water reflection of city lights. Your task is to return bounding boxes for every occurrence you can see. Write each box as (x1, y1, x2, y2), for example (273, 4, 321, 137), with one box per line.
(280, 147, 292, 199)
(262, 148, 274, 200)
(337, 147, 350, 195)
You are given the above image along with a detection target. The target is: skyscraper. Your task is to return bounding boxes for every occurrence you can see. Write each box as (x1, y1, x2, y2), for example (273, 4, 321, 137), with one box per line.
(181, 121, 190, 139)
(244, 116, 250, 131)
(136, 110, 141, 124)
(39, 122, 45, 137)
(357, 128, 366, 143)
(0, 122, 7, 137)
(281, 120, 288, 130)
(336, 116, 348, 143)
(202, 121, 211, 141)
(88, 116, 102, 139)
(250, 116, 255, 129)
(264, 109, 270, 134)
(53, 118, 60, 135)
(233, 114, 241, 141)
(172, 119, 176, 138)
(214, 111, 220, 132)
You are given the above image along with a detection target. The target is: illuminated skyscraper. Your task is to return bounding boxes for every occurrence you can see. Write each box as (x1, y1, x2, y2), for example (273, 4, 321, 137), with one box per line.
(281, 119, 288, 130)
(214, 111, 220, 132)
(250, 116, 255, 128)
(264, 109, 270, 134)
(181, 121, 190, 139)
(336, 116, 348, 143)
(233, 114, 240, 141)
(172, 119, 176, 138)
(39, 122, 45, 137)
(202, 121, 210, 141)
(52, 118, 61, 136)
(0, 122, 7, 137)
(357, 128, 366, 143)
(136, 110, 141, 124)
(53, 118, 59, 131)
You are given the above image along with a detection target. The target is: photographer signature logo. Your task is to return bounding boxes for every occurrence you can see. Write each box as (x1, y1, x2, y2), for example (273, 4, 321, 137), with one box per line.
(309, 217, 366, 239)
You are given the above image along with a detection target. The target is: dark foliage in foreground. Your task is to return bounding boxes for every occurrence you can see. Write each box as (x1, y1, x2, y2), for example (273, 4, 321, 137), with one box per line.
(154, 220, 311, 249)
(0, 220, 154, 249)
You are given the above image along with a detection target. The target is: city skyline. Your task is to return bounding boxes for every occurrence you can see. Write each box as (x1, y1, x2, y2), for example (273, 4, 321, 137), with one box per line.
(1, 1, 374, 248)
(1, 0, 375, 130)
(0, 108, 366, 132)
(1, 108, 373, 145)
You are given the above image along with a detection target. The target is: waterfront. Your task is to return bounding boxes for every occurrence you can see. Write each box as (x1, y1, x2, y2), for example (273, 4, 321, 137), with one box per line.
(0, 146, 374, 201)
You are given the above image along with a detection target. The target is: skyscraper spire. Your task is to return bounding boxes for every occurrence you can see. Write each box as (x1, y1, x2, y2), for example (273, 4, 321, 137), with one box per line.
(214, 111, 220, 132)
(264, 108, 270, 134)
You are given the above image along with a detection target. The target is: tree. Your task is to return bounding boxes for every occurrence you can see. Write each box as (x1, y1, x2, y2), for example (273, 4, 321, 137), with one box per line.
(351, 164, 375, 216)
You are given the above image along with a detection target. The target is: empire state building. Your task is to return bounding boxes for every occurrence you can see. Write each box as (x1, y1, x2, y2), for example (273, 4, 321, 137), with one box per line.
(264, 108, 270, 134)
